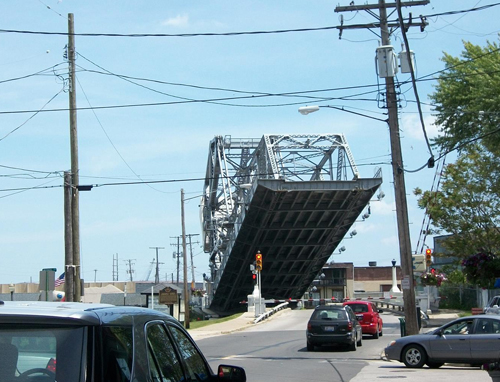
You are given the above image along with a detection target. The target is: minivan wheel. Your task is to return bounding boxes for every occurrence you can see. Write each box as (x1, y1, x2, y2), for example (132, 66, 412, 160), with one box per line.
(306, 342, 314, 351)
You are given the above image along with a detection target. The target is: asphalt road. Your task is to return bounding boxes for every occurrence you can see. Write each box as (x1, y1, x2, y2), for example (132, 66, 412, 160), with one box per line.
(194, 309, 494, 382)
(195, 309, 401, 382)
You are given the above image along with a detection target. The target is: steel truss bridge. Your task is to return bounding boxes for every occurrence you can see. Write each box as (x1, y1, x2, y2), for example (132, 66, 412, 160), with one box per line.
(201, 134, 382, 312)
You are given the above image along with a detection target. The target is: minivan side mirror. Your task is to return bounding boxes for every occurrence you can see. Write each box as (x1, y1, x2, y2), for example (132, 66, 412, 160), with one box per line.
(217, 365, 246, 382)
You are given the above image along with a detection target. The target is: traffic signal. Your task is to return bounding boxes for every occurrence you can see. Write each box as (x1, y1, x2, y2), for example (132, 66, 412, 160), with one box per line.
(425, 248, 432, 266)
(255, 251, 263, 271)
(252, 273, 257, 285)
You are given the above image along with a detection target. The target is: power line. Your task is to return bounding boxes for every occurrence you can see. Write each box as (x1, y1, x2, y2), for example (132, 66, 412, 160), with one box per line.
(0, 3, 497, 38)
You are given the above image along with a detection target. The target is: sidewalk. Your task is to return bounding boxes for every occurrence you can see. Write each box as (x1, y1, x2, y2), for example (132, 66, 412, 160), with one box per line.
(350, 360, 491, 382)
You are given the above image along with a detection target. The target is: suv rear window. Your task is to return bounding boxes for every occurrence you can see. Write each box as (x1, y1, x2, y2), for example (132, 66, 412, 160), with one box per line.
(312, 309, 347, 320)
(0, 326, 85, 382)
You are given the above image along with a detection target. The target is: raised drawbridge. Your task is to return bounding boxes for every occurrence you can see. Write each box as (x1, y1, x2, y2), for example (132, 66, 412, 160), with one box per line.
(201, 134, 382, 312)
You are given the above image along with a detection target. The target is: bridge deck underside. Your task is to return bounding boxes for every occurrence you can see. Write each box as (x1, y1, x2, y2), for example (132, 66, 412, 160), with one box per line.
(210, 178, 382, 312)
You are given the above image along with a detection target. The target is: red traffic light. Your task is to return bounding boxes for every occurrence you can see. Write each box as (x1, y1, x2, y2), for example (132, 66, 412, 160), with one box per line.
(252, 273, 257, 284)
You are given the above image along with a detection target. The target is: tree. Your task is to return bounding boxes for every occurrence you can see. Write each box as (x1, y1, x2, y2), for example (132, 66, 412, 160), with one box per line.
(414, 145, 500, 257)
(430, 39, 500, 156)
(416, 39, 500, 261)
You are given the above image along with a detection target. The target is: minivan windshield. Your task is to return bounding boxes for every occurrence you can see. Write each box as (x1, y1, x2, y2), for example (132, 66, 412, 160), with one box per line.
(0, 326, 85, 382)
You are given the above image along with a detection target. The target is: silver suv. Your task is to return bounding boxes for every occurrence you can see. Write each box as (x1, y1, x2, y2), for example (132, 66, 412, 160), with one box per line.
(0, 301, 246, 382)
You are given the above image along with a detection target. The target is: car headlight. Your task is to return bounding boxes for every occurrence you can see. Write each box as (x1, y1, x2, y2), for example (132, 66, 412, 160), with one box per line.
(387, 340, 397, 347)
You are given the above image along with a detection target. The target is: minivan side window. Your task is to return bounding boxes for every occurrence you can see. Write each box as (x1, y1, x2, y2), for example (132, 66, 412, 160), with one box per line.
(146, 323, 184, 382)
(169, 326, 210, 382)
(101, 326, 133, 382)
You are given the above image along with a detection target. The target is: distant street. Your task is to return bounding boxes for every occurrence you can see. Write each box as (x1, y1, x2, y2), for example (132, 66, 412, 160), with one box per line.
(196, 309, 402, 381)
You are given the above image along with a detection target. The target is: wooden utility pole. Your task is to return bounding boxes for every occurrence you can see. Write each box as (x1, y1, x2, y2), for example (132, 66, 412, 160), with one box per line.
(181, 189, 190, 329)
(63, 171, 74, 302)
(335, 0, 428, 335)
(68, 13, 81, 302)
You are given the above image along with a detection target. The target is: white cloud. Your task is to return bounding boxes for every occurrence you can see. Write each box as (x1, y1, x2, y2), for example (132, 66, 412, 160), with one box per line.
(401, 111, 439, 141)
(162, 15, 189, 27)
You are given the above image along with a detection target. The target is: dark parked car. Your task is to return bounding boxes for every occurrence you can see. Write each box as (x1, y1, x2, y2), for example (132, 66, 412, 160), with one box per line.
(384, 314, 500, 368)
(0, 301, 246, 382)
(306, 303, 362, 351)
(343, 300, 383, 338)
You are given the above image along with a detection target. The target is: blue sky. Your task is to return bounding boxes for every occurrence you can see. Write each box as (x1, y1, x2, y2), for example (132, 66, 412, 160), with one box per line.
(1, 1, 499, 285)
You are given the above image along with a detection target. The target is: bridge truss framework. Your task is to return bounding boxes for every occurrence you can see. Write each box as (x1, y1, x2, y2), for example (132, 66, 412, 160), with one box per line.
(201, 134, 382, 312)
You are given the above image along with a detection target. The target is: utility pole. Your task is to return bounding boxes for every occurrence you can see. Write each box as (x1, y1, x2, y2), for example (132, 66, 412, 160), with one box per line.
(170, 236, 182, 284)
(186, 234, 200, 289)
(63, 171, 74, 302)
(112, 253, 119, 281)
(181, 189, 190, 329)
(335, 0, 428, 335)
(124, 259, 136, 282)
(67, 13, 81, 303)
(149, 247, 164, 284)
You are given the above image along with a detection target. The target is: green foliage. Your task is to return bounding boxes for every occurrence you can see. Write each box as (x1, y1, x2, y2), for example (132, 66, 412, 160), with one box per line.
(414, 145, 500, 258)
(430, 39, 500, 156)
(438, 285, 478, 310)
(188, 312, 243, 330)
(461, 253, 500, 289)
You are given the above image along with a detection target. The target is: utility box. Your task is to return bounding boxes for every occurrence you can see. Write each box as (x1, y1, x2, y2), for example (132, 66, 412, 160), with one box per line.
(399, 50, 415, 73)
(376, 45, 398, 78)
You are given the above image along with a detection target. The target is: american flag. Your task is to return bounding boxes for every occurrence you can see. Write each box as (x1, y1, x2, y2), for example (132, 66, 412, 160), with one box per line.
(54, 273, 65, 287)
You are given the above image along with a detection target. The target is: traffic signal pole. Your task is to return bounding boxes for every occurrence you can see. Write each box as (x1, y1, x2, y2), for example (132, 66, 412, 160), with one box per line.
(335, 0, 429, 335)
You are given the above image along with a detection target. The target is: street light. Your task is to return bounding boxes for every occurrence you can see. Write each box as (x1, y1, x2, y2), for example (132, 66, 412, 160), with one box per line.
(298, 105, 320, 115)
(9, 284, 15, 301)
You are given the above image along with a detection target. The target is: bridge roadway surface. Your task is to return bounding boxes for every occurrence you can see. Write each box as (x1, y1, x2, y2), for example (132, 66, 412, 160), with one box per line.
(189, 309, 492, 382)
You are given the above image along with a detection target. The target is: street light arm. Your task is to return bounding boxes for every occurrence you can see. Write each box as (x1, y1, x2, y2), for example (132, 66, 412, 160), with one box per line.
(298, 104, 389, 123)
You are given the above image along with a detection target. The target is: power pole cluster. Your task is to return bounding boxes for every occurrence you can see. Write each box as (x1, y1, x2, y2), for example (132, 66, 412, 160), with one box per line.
(335, 0, 429, 335)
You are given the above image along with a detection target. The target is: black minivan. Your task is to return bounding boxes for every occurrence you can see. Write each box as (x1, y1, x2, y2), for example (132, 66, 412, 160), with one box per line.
(0, 301, 245, 382)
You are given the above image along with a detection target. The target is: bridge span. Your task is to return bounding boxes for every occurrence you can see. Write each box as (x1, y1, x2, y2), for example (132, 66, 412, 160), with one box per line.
(201, 134, 382, 312)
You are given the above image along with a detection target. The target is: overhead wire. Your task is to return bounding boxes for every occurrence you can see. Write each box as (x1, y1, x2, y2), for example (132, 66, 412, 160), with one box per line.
(0, 88, 65, 142)
(76, 73, 171, 194)
(395, 0, 434, 164)
(0, 2, 496, 40)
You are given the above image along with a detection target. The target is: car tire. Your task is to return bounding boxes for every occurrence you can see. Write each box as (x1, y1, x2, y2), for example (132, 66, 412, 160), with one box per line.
(306, 342, 314, 351)
(373, 326, 379, 339)
(357, 333, 363, 347)
(379, 328, 383, 337)
(426, 362, 443, 369)
(402, 344, 427, 368)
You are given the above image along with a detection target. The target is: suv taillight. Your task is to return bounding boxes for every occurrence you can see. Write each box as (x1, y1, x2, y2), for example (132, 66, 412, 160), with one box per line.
(347, 322, 353, 330)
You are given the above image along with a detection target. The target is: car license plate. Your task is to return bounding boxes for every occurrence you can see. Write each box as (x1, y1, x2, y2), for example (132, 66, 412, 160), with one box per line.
(356, 314, 363, 320)
(324, 326, 337, 332)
